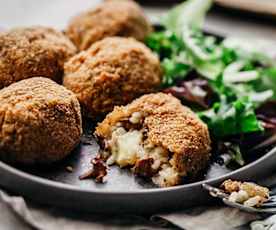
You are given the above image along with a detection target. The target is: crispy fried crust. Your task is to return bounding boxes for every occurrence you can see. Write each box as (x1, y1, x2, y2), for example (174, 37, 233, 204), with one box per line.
(95, 93, 211, 177)
(63, 37, 162, 118)
(0, 26, 77, 89)
(66, 0, 152, 50)
(0, 77, 82, 164)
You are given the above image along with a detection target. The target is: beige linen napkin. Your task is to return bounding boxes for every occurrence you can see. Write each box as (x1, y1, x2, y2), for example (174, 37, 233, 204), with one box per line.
(0, 189, 167, 230)
(0, 188, 264, 230)
(3, 159, 275, 229)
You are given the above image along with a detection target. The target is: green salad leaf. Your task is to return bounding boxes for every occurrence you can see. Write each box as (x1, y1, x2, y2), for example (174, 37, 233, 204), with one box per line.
(162, 0, 212, 35)
(223, 37, 276, 67)
(145, 0, 276, 142)
(252, 67, 276, 100)
(199, 97, 263, 138)
(229, 144, 245, 166)
(162, 58, 190, 86)
(161, 0, 225, 80)
(146, 31, 191, 86)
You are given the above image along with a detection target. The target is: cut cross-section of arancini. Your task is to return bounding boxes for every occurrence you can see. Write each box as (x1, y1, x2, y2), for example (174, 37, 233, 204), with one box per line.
(95, 93, 211, 187)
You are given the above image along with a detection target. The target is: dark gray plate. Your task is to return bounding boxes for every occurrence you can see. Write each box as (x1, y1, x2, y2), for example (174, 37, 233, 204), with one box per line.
(0, 119, 276, 214)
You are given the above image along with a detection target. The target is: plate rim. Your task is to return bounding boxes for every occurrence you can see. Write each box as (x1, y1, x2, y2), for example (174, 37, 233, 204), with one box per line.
(1, 145, 275, 195)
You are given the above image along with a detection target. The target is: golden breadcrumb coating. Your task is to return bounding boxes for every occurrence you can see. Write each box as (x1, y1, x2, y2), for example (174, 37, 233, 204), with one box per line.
(63, 37, 162, 118)
(0, 77, 82, 164)
(0, 26, 77, 89)
(66, 0, 152, 50)
(95, 93, 211, 185)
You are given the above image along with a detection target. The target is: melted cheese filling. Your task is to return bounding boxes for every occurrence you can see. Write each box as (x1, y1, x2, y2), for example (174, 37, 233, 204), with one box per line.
(105, 124, 180, 187)
(109, 128, 143, 167)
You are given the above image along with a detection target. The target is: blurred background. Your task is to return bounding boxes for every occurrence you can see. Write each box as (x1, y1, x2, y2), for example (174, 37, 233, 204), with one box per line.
(1, 0, 276, 39)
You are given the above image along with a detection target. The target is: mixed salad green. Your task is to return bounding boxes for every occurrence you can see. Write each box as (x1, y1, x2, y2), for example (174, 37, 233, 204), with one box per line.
(145, 0, 276, 166)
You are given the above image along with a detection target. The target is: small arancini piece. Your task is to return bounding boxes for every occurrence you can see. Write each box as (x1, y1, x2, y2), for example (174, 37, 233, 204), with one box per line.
(0, 77, 82, 164)
(66, 0, 152, 50)
(63, 37, 162, 118)
(0, 26, 77, 89)
(221, 179, 269, 207)
(95, 93, 211, 187)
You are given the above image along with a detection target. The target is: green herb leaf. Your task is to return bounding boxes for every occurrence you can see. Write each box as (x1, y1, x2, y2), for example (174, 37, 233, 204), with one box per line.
(223, 37, 276, 67)
(145, 31, 183, 59)
(199, 97, 263, 138)
(162, 58, 190, 86)
(162, 0, 213, 36)
(225, 143, 245, 166)
(146, 0, 274, 141)
(193, 57, 224, 80)
(252, 67, 276, 99)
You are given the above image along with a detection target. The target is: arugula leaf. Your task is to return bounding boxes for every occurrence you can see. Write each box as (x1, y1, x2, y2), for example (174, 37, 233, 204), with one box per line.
(201, 76, 266, 138)
(181, 28, 222, 61)
(216, 142, 245, 166)
(162, 58, 190, 86)
(252, 67, 276, 99)
(228, 83, 273, 106)
(161, 0, 224, 80)
(145, 31, 183, 60)
(228, 144, 245, 166)
(199, 97, 263, 138)
(146, 32, 191, 86)
(146, 30, 224, 83)
(193, 57, 224, 80)
(221, 47, 238, 65)
(181, 28, 224, 79)
(223, 37, 276, 67)
(162, 0, 213, 35)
